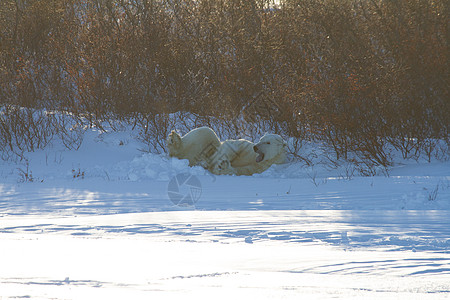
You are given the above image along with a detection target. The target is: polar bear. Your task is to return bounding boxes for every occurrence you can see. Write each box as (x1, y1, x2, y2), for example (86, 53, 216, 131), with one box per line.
(166, 127, 221, 167)
(211, 133, 287, 176)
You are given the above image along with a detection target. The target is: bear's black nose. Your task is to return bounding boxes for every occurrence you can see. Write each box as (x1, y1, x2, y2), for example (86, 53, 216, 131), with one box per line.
(253, 145, 258, 152)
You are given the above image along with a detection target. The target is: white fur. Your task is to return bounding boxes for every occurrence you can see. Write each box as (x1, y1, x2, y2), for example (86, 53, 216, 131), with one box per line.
(166, 127, 221, 167)
(211, 133, 287, 176)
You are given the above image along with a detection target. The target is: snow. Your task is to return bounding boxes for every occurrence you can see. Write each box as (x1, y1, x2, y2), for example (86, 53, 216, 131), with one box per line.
(0, 124, 449, 299)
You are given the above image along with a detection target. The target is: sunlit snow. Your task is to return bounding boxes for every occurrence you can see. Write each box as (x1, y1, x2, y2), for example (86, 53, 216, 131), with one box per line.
(0, 125, 449, 299)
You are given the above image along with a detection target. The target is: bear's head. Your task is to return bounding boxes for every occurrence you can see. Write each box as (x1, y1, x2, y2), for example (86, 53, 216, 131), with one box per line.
(166, 130, 182, 156)
(253, 134, 287, 164)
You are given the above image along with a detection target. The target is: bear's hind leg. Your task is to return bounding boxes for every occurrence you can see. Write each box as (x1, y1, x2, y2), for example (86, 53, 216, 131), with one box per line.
(211, 158, 236, 175)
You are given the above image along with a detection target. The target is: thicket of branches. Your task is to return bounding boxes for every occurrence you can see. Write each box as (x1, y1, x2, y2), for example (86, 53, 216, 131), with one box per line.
(0, 0, 448, 170)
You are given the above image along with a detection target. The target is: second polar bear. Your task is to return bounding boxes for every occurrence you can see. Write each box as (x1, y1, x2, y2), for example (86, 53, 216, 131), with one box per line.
(211, 134, 287, 176)
(166, 127, 221, 167)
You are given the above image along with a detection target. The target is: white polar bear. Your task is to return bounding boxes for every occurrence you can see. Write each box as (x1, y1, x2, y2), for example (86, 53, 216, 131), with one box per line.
(211, 133, 287, 176)
(166, 126, 221, 167)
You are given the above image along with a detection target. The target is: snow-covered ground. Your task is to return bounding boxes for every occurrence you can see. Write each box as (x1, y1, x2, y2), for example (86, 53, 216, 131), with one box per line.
(0, 125, 449, 299)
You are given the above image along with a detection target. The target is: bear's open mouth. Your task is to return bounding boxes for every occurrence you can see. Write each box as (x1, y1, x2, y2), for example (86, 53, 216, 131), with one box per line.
(256, 152, 264, 163)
